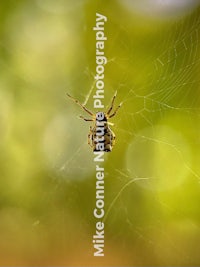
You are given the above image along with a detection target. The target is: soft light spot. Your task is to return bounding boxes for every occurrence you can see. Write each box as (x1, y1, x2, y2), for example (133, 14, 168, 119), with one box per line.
(42, 113, 94, 180)
(118, 0, 200, 20)
(126, 125, 191, 191)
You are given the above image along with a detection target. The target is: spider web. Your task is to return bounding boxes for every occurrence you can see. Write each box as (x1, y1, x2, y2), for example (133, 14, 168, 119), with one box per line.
(43, 6, 200, 266)
(100, 6, 200, 266)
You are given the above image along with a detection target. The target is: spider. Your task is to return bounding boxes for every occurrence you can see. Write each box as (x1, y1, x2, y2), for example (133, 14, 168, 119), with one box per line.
(66, 91, 122, 152)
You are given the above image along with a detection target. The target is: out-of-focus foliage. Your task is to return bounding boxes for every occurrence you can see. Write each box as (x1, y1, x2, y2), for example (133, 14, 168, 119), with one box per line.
(0, 0, 200, 266)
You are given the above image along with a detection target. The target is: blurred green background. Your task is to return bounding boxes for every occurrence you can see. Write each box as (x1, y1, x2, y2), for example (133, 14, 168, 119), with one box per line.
(1, 0, 200, 266)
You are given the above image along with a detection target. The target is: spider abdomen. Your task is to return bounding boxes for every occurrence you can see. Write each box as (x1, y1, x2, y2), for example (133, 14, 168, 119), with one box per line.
(92, 123, 115, 152)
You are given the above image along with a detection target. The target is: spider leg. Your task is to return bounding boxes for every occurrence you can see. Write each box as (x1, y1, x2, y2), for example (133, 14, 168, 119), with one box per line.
(88, 126, 93, 147)
(79, 115, 94, 122)
(108, 102, 122, 118)
(107, 91, 117, 115)
(66, 93, 94, 117)
(88, 133, 91, 145)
